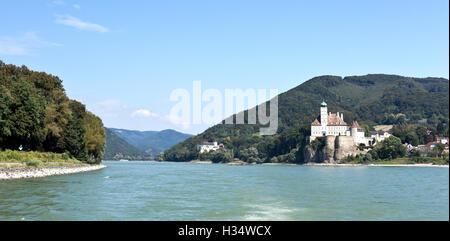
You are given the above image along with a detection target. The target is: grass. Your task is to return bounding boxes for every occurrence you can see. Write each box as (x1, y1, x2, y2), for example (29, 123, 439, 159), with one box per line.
(368, 157, 447, 165)
(373, 125, 393, 132)
(374, 157, 448, 165)
(0, 150, 83, 167)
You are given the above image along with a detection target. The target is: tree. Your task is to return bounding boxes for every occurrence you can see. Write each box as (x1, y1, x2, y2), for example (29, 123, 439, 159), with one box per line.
(364, 152, 373, 162)
(8, 80, 46, 150)
(436, 122, 445, 135)
(239, 147, 260, 163)
(63, 114, 86, 160)
(83, 112, 106, 164)
(0, 86, 12, 145)
(372, 136, 407, 160)
(431, 143, 446, 158)
(360, 124, 372, 137)
(211, 148, 233, 163)
(405, 132, 419, 146)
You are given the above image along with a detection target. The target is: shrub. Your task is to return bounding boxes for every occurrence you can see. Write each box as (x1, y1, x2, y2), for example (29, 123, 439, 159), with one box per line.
(26, 160, 41, 167)
(61, 151, 71, 160)
(310, 137, 326, 151)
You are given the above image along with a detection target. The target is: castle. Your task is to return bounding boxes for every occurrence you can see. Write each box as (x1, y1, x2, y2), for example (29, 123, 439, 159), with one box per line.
(310, 101, 381, 146)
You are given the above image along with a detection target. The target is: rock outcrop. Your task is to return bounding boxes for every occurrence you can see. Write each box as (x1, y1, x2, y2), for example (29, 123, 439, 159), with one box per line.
(305, 136, 366, 163)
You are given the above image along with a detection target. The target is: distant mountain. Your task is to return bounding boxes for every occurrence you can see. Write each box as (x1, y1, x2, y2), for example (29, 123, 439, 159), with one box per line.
(162, 74, 449, 163)
(103, 128, 152, 160)
(107, 128, 192, 156)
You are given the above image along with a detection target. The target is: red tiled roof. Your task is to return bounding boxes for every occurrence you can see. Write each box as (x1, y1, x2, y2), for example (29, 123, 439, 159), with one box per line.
(311, 119, 321, 126)
(351, 120, 363, 131)
(425, 142, 437, 147)
(327, 114, 347, 126)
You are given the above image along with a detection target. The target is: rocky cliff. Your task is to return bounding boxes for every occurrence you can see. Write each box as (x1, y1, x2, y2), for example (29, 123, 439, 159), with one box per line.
(304, 136, 366, 163)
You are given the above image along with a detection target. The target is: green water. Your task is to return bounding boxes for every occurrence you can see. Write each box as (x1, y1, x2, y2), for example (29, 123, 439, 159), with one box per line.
(0, 161, 448, 220)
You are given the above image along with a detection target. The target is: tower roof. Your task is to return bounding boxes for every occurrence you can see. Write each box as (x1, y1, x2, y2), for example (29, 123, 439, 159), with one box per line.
(351, 120, 361, 128)
(320, 101, 327, 107)
(351, 121, 363, 131)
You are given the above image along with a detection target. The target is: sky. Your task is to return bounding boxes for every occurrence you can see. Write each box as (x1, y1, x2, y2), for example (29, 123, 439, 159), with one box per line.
(1, 0, 449, 135)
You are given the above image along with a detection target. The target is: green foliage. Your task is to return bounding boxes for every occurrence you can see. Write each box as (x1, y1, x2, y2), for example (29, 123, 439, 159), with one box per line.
(211, 148, 233, 163)
(0, 150, 81, 165)
(342, 154, 363, 163)
(409, 156, 448, 165)
(430, 143, 446, 158)
(103, 128, 152, 160)
(392, 124, 437, 145)
(274, 148, 298, 163)
(360, 124, 372, 137)
(238, 147, 261, 163)
(83, 112, 106, 164)
(26, 160, 41, 167)
(370, 136, 407, 160)
(0, 61, 105, 163)
(383, 113, 406, 124)
(310, 137, 325, 151)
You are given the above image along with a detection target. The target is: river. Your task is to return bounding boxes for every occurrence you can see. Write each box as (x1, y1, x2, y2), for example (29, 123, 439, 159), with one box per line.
(0, 161, 448, 220)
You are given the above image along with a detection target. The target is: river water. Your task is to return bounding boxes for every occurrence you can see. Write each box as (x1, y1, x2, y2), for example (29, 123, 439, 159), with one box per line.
(0, 161, 448, 220)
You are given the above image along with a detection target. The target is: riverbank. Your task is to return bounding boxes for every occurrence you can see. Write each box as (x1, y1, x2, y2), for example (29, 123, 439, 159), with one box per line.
(305, 162, 448, 167)
(0, 164, 106, 180)
(188, 160, 448, 167)
(188, 160, 212, 164)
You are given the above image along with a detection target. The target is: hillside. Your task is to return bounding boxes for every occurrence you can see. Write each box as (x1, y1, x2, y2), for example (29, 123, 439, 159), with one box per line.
(103, 128, 152, 160)
(108, 128, 192, 156)
(162, 74, 449, 163)
(0, 61, 105, 164)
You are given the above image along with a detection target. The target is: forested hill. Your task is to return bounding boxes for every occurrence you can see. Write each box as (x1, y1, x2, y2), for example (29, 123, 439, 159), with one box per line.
(104, 128, 152, 160)
(108, 128, 192, 156)
(0, 60, 105, 164)
(162, 74, 449, 163)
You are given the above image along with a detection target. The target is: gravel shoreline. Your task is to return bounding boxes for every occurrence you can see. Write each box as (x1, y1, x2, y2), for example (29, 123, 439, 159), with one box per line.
(0, 164, 106, 180)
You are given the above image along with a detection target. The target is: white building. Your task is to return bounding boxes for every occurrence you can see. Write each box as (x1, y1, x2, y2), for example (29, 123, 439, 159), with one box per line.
(197, 141, 220, 153)
(369, 131, 391, 143)
(437, 137, 448, 145)
(310, 101, 386, 146)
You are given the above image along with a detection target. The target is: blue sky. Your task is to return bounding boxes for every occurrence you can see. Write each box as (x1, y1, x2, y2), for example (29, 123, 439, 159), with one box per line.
(1, 0, 448, 134)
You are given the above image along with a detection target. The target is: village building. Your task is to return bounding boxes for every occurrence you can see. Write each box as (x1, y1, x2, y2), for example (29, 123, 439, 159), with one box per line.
(436, 137, 448, 145)
(197, 141, 223, 153)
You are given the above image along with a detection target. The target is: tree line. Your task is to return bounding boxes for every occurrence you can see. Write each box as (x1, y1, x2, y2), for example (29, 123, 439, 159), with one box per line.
(0, 61, 105, 163)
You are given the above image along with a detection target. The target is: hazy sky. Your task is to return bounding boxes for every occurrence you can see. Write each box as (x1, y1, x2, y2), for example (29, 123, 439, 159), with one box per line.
(1, 0, 448, 134)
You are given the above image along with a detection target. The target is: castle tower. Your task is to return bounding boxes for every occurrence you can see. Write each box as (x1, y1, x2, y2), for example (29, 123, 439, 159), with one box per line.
(320, 101, 328, 127)
(351, 123, 357, 137)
